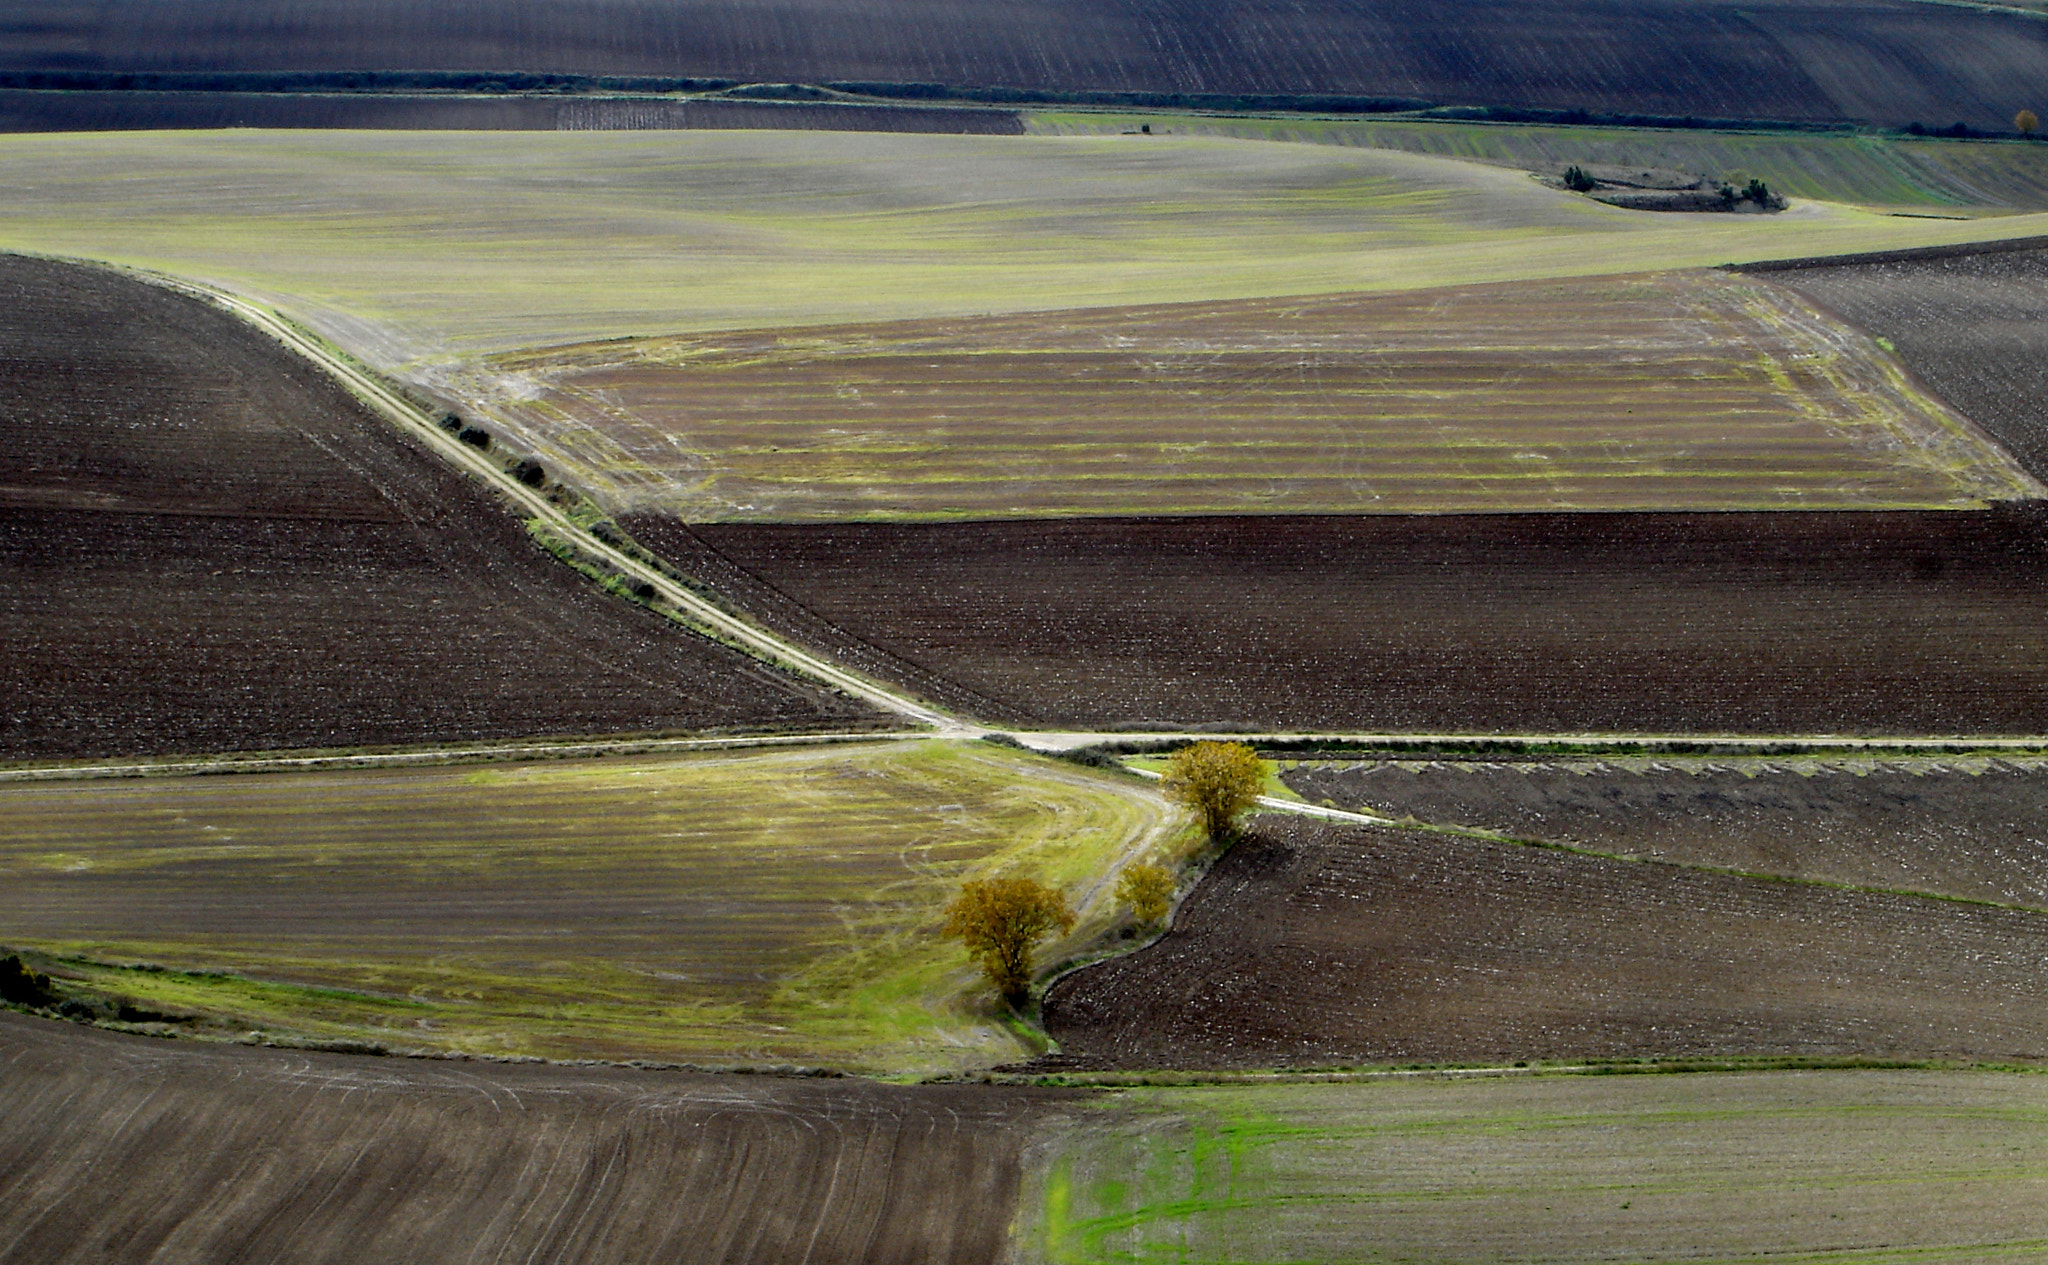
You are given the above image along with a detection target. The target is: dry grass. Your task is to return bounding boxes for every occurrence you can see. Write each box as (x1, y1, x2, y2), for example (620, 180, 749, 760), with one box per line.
(0, 741, 1176, 1072)
(487, 270, 2038, 518)
(0, 130, 2041, 374)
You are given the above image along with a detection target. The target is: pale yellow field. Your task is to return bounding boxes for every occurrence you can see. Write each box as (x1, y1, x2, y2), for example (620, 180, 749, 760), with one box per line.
(0, 129, 2042, 374)
(0, 741, 1180, 1072)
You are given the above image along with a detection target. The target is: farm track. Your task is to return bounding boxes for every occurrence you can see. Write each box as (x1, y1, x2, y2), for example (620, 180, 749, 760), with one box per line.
(100, 260, 960, 735)
(0, 1010, 1073, 1265)
(0, 255, 888, 759)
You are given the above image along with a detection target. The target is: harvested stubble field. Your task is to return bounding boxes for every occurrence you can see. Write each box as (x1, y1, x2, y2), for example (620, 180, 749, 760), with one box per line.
(0, 132, 2038, 370)
(0, 255, 877, 759)
(0, 1010, 1071, 1265)
(1754, 240, 2048, 483)
(0, 0, 2039, 130)
(1042, 814, 2048, 1070)
(660, 509, 2048, 734)
(1036, 112, 2048, 212)
(1020, 1071, 2048, 1264)
(495, 271, 2036, 519)
(1285, 756, 2048, 907)
(0, 741, 1170, 1070)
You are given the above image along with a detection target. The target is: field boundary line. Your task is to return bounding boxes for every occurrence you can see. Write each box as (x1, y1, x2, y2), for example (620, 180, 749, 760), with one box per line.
(0, 731, 935, 783)
(91, 260, 968, 735)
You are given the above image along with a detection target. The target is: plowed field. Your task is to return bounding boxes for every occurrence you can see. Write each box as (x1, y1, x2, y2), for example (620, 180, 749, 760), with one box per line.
(499, 272, 2035, 519)
(661, 509, 2048, 734)
(0, 0, 2039, 130)
(0, 254, 878, 760)
(1285, 756, 2048, 907)
(0, 89, 1023, 133)
(0, 1010, 1067, 1265)
(1752, 241, 2048, 484)
(1042, 815, 2048, 1070)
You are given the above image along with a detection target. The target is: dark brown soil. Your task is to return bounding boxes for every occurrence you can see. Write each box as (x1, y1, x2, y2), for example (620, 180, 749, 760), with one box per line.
(0, 0, 2038, 131)
(0, 254, 881, 759)
(1283, 758, 2048, 907)
(659, 510, 2048, 735)
(1041, 815, 2048, 1070)
(0, 89, 1024, 133)
(1752, 242, 2048, 484)
(0, 1010, 1067, 1264)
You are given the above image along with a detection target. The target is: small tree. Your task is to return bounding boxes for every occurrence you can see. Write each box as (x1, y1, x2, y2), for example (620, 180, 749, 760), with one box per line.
(1116, 862, 1175, 925)
(1562, 165, 1597, 192)
(1161, 741, 1266, 840)
(942, 876, 1076, 1003)
(2018, 109, 2039, 136)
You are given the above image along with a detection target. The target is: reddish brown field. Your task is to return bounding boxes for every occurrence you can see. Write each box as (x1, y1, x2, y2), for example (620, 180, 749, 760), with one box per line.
(657, 509, 2048, 735)
(1042, 815, 2048, 1070)
(1754, 241, 2048, 484)
(1284, 757, 2048, 907)
(0, 255, 879, 760)
(0, 90, 1023, 133)
(0, 0, 2038, 130)
(0, 1011, 1066, 1264)
(509, 273, 2032, 519)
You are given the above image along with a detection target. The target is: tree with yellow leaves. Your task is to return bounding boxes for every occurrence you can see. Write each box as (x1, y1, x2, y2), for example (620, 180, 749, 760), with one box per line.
(1116, 862, 1175, 925)
(1160, 740, 1266, 840)
(942, 876, 1076, 1003)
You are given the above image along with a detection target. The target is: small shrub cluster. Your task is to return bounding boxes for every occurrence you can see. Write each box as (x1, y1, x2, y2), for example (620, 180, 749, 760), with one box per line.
(0, 954, 56, 1008)
(1717, 178, 1786, 210)
(513, 459, 547, 487)
(1562, 165, 1598, 192)
(457, 426, 492, 450)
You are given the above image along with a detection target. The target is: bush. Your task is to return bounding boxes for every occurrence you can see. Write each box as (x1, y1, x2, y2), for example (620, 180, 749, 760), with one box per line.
(1562, 165, 1598, 192)
(514, 460, 546, 487)
(457, 426, 492, 450)
(630, 580, 656, 600)
(0, 954, 55, 1008)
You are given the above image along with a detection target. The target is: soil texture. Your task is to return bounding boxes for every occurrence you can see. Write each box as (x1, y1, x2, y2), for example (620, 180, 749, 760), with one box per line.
(1042, 815, 2048, 1070)
(0, 1010, 1066, 1264)
(1284, 758, 2048, 907)
(0, 0, 2037, 131)
(0, 90, 1024, 133)
(0, 254, 879, 759)
(665, 509, 2048, 735)
(1754, 241, 2048, 484)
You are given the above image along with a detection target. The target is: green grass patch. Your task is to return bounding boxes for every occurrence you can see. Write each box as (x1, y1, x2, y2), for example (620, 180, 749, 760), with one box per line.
(0, 740, 1176, 1072)
(1019, 1070, 2048, 1262)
